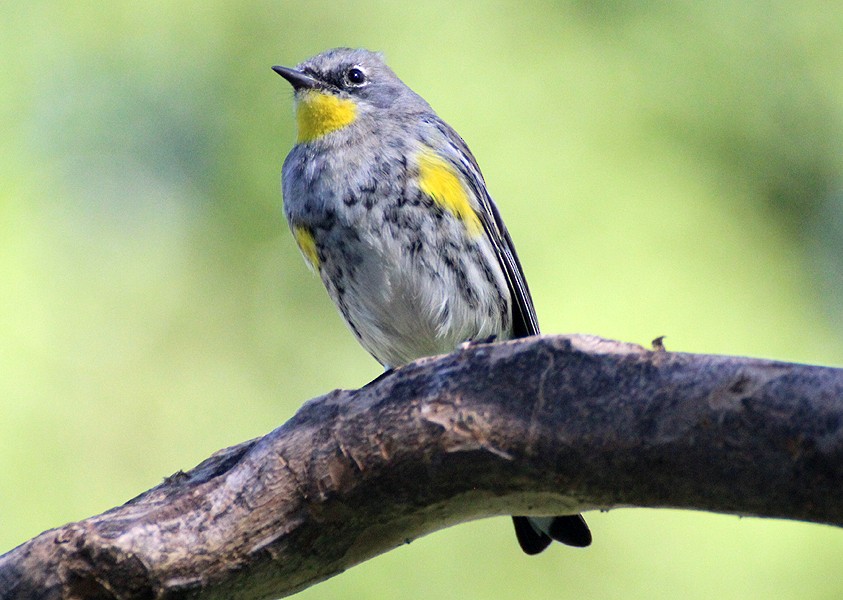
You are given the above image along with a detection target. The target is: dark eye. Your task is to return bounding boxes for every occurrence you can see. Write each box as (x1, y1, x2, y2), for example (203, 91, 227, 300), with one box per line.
(346, 67, 367, 86)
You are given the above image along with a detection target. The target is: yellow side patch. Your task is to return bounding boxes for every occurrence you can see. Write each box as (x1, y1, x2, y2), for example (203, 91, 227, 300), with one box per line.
(416, 151, 482, 236)
(295, 91, 357, 143)
(292, 225, 320, 270)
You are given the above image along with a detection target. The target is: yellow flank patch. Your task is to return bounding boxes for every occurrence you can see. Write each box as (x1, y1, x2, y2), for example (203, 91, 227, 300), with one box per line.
(292, 225, 319, 269)
(295, 91, 357, 143)
(416, 150, 482, 236)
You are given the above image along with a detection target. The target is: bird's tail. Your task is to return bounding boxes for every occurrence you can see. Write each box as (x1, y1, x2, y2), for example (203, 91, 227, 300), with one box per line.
(512, 515, 592, 555)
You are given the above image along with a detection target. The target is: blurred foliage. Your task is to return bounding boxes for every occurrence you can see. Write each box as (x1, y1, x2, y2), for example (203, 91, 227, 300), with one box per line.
(2, 1, 843, 599)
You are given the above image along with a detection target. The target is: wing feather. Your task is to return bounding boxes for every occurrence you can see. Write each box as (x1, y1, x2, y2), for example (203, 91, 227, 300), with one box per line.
(421, 116, 591, 554)
(423, 116, 539, 338)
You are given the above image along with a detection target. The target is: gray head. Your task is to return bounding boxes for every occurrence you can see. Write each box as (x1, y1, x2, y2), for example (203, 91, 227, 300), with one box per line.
(273, 48, 432, 143)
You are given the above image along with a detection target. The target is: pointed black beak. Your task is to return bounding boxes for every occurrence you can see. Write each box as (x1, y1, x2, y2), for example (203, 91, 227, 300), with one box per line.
(272, 65, 321, 91)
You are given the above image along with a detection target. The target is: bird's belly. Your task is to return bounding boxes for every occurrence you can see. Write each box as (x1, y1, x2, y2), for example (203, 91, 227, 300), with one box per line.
(318, 224, 508, 368)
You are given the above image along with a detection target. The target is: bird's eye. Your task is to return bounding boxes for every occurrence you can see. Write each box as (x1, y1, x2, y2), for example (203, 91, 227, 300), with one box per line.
(346, 67, 367, 86)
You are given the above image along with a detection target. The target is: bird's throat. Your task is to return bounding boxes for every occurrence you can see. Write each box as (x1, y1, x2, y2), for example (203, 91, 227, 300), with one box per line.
(295, 91, 357, 143)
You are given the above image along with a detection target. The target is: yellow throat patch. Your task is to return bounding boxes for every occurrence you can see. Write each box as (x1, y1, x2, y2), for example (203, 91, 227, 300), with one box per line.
(417, 150, 482, 236)
(295, 91, 357, 143)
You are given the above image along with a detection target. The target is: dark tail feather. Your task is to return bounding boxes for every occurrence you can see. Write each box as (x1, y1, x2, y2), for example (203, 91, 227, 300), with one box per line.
(548, 514, 592, 548)
(512, 515, 592, 554)
(512, 516, 552, 555)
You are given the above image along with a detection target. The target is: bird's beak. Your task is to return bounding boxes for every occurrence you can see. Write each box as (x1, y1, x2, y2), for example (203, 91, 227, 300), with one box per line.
(272, 65, 321, 91)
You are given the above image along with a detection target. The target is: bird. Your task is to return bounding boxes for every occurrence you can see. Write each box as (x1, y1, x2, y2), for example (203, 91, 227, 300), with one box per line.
(273, 47, 591, 554)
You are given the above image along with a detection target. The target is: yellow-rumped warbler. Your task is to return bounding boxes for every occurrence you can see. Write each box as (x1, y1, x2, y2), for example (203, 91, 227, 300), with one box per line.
(273, 48, 591, 554)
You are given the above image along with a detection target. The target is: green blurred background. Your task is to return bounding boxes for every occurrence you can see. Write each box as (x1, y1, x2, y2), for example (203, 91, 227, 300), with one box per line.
(3, 1, 843, 598)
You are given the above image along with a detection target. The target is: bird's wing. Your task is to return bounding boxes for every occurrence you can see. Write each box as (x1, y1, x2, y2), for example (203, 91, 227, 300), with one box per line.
(423, 116, 539, 338)
(421, 116, 592, 555)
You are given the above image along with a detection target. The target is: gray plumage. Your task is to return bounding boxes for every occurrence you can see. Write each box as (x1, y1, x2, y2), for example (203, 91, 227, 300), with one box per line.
(276, 48, 590, 554)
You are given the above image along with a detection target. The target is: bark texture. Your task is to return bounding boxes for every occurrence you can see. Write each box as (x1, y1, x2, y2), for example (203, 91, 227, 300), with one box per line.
(2, 334, 843, 600)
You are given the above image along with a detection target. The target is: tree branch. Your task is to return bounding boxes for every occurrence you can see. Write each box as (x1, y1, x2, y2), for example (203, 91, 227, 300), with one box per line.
(2, 334, 843, 599)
